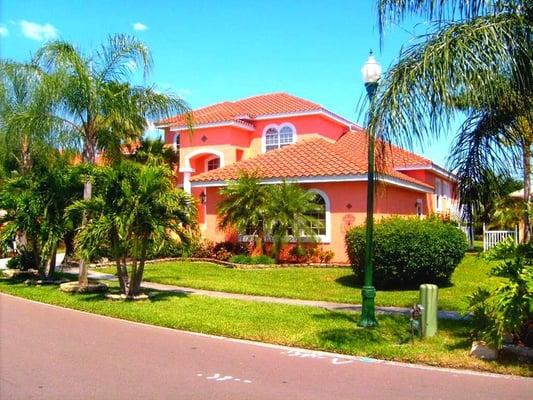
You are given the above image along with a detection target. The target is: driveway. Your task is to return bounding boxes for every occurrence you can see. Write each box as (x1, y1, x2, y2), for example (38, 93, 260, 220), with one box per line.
(1, 294, 531, 400)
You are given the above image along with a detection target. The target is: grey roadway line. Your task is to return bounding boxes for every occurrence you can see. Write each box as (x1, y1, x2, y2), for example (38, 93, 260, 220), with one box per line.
(61, 267, 465, 320)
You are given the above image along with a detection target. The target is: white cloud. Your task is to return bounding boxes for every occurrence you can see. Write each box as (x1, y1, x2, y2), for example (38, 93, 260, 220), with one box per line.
(0, 25, 8, 37)
(133, 22, 148, 31)
(19, 20, 58, 41)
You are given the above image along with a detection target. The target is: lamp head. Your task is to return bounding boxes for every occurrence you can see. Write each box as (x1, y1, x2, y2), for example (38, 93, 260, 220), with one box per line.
(361, 50, 382, 84)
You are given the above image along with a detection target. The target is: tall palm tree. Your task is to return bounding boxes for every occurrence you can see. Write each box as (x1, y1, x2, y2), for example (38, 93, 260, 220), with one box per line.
(71, 161, 197, 297)
(34, 35, 190, 286)
(369, 0, 532, 242)
(0, 61, 57, 174)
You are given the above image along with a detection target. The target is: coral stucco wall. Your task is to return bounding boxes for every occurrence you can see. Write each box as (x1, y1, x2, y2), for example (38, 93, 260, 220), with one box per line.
(202, 182, 430, 263)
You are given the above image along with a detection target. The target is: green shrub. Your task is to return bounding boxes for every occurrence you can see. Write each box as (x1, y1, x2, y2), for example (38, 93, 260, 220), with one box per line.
(468, 256, 533, 348)
(6, 256, 21, 269)
(229, 254, 251, 264)
(345, 217, 467, 289)
(147, 239, 186, 259)
(250, 255, 275, 264)
(482, 236, 517, 260)
(229, 254, 275, 265)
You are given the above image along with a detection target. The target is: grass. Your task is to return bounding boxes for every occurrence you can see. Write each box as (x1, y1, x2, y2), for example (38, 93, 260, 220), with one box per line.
(100, 254, 502, 312)
(0, 277, 529, 376)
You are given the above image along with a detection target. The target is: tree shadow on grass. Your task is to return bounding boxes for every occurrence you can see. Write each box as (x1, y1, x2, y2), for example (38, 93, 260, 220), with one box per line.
(313, 310, 390, 346)
(147, 290, 188, 302)
(335, 274, 454, 291)
(76, 288, 189, 303)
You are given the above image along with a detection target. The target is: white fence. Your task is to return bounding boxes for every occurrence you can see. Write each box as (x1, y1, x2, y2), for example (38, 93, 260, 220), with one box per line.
(483, 224, 518, 252)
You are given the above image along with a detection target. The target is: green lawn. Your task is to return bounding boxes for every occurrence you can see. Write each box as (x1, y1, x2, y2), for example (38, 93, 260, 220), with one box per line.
(0, 277, 528, 376)
(100, 254, 501, 312)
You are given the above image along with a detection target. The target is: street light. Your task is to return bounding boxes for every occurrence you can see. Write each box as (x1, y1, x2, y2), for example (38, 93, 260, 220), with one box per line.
(358, 50, 381, 327)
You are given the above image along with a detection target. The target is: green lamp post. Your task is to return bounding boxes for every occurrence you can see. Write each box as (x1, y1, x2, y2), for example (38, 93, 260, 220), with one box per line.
(358, 51, 382, 328)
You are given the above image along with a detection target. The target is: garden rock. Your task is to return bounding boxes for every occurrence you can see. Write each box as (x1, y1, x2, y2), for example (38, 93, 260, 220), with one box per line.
(24, 278, 69, 286)
(59, 281, 108, 293)
(105, 293, 152, 301)
(2, 269, 39, 279)
(470, 341, 498, 361)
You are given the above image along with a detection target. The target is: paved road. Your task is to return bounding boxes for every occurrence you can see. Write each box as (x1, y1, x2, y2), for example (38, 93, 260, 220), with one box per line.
(1, 294, 531, 400)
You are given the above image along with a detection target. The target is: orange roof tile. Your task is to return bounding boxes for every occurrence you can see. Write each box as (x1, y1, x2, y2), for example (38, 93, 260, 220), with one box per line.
(158, 92, 325, 127)
(190, 131, 434, 190)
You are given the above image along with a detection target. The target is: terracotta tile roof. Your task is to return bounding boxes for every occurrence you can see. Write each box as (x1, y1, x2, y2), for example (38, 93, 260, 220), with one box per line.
(158, 92, 324, 127)
(190, 131, 434, 190)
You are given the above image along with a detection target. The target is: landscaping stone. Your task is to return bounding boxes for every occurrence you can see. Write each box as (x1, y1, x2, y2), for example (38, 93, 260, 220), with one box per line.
(86, 257, 350, 270)
(2, 269, 39, 279)
(24, 278, 69, 286)
(59, 281, 108, 293)
(105, 292, 152, 301)
(502, 344, 533, 363)
(470, 341, 498, 361)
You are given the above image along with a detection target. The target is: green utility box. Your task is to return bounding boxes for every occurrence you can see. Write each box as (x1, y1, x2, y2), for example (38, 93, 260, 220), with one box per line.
(419, 284, 438, 338)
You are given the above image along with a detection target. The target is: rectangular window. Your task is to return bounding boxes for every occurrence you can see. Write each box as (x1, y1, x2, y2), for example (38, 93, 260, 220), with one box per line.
(435, 179, 442, 212)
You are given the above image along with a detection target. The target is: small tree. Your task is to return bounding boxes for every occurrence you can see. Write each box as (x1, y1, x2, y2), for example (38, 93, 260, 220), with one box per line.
(71, 161, 197, 297)
(217, 172, 270, 254)
(0, 151, 83, 278)
(264, 182, 322, 262)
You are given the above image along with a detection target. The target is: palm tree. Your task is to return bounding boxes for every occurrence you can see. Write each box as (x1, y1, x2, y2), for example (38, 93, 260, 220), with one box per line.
(0, 150, 83, 278)
(71, 161, 197, 297)
(126, 136, 179, 170)
(369, 0, 531, 242)
(217, 172, 270, 254)
(34, 35, 190, 286)
(0, 61, 57, 174)
(264, 182, 322, 262)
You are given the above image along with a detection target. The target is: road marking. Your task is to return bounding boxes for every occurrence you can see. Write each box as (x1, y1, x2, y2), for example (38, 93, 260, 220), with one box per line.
(282, 350, 355, 366)
(197, 372, 252, 384)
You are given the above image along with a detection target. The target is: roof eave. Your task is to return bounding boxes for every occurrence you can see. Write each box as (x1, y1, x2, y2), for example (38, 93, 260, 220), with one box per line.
(191, 173, 433, 193)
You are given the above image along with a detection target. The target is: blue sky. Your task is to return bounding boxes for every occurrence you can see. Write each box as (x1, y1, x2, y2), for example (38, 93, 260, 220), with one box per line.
(0, 0, 455, 166)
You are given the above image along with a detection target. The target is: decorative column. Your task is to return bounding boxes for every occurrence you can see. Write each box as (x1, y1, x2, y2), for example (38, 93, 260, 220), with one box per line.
(180, 167, 194, 194)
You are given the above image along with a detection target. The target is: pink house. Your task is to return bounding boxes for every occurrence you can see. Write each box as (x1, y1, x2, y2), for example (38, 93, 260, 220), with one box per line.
(156, 93, 457, 262)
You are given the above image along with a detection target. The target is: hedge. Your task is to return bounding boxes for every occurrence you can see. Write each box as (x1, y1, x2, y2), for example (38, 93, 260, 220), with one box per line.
(345, 217, 467, 289)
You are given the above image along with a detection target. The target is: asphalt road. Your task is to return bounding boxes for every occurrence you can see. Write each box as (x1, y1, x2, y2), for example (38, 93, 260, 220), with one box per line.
(1, 294, 531, 400)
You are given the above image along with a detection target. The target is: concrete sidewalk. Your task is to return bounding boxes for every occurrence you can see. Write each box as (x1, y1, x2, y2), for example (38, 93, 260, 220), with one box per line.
(62, 267, 465, 320)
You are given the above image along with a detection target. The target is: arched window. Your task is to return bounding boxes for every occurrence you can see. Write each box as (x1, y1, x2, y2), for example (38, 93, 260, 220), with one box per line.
(265, 126, 279, 152)
(263, 123, 296, 152)
(308, 192, 327, 236)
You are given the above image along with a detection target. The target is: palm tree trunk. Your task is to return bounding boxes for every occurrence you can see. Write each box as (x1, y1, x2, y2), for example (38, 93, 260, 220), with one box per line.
(522, 138, 531, 243)
(116, 259, 128, 294)
(127, 253, 138, 298)
(78, 135, 96, 287)
(132, 239, 148, 295)
(20, 135, 32, 174)
(46, 246, 57, 279)
(62, 230, 76, 265)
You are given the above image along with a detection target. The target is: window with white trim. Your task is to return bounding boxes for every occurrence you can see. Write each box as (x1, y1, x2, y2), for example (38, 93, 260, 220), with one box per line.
(207, 157, 220, 171)
(307, 193, 326, 236)
(435, 179, 442, 212)
(263, 123, 296, 152)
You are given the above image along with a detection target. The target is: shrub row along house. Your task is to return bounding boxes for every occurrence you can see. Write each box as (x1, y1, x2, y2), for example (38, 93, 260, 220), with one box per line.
(156, 92, 457, 262)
